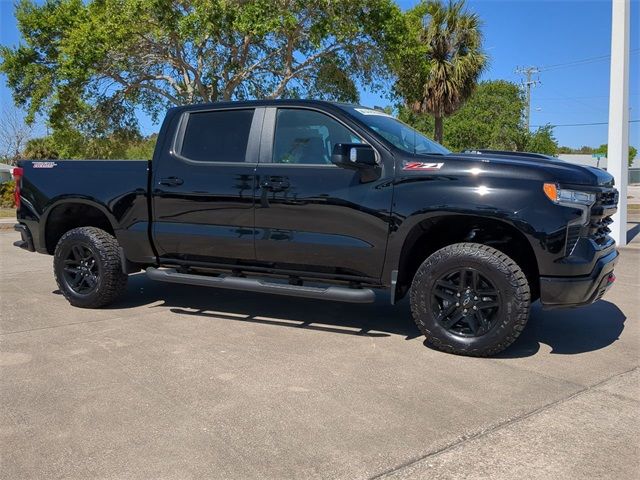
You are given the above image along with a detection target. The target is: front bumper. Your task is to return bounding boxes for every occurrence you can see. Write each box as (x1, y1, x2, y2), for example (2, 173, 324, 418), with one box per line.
(540, 248, 618, 309)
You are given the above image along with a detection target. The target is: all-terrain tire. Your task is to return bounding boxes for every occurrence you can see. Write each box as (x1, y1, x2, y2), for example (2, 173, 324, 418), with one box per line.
(53, 226, 128, 308)
(410, 242, 530, 357)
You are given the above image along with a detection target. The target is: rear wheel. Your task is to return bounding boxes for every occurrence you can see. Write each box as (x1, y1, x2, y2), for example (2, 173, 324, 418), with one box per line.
(53, 227, 128, 308)
(410, 242, 530, 356)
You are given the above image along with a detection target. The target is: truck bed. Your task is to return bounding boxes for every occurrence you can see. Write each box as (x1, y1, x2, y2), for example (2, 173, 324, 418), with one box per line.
(16, 159, 152, 262)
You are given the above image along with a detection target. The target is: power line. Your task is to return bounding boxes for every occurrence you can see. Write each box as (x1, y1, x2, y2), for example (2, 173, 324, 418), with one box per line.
(542, 86, 608, 115)
(531, 119, 639, 128)
(520, 49, 640, 131)
(540, 48, 640, 72)
(536, 94, 639, 100)
(541, 55, 611, 72)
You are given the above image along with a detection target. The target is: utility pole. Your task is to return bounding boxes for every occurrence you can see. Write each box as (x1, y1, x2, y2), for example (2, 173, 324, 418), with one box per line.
(607, 0, 630, 246)
(515, 66, 540, 131)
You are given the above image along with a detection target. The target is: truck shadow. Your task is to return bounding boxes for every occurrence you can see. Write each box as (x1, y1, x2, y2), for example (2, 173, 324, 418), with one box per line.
(497, 300, 626, 358)
(99, 273, 625, 358)
(112, 273, 421, 339)
(627, 220, 640, 243)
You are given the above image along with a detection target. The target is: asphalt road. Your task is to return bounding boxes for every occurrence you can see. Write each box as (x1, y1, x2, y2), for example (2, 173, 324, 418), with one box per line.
(1, 231, 638, 479)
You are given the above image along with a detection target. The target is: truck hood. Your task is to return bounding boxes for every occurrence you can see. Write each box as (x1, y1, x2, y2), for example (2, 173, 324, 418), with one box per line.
(452, 151, 615, 187)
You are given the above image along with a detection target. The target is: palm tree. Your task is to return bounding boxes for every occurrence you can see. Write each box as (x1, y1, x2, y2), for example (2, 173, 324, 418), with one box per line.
(405, 0, 487, 143)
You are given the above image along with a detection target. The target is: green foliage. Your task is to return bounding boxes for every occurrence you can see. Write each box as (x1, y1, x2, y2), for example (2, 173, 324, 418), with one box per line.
(23, 137, 59, 159)
(399, 80, 558, 155)
(1, 0, 403, 134)
(594, 144, 607, 155)
(524, 125, 558, 156)
(578, 145, 596, 154)
(0, 180, 15, 208)
(391, 0, 487, 142)
(25, 131, 157, 160)
(595, 144, 637, 167)
(557, 146, 574, 154)
(124, 134, 158, 160)
(441, 80, 525, 151)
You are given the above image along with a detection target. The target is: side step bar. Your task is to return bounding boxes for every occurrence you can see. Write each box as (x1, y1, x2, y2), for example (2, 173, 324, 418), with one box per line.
(146, 267, 376, 303)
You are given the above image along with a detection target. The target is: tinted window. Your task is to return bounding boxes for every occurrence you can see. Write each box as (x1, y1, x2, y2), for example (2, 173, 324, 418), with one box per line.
(180, 109, 254, 162)
(272, 109, 362, 165)
(344, 106, 450, 155)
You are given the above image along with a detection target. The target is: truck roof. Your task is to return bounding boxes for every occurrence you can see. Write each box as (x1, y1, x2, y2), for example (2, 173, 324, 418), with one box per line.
(168, 99, 364, 114)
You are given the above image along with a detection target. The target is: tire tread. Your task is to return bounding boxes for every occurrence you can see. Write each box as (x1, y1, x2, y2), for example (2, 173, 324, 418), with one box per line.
(53, 227, 127, 308)
(410, 242, 530, 357)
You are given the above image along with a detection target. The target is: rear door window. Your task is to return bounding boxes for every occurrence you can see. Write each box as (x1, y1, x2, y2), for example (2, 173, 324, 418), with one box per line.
(180, 109, 254, 162)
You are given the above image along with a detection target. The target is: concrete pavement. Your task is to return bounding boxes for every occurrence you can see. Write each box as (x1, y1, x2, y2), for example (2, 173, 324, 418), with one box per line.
(0, 217, 15, 231)
(1, 230, 638, 479)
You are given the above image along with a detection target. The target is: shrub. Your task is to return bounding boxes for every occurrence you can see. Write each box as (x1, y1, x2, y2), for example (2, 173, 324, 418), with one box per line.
(0, 180, 16, 208)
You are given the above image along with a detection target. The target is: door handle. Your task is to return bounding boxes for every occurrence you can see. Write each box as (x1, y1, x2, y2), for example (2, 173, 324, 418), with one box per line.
(260, 178, 290, 192)
(159, 176, 184, 186)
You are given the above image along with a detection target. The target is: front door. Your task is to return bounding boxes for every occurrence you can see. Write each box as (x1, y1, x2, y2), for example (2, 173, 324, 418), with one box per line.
(254, 107, 393, 280)
(152, 107, 263, 264)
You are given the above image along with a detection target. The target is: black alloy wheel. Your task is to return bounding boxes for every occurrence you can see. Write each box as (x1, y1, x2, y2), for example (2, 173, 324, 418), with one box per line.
(54, 226, 128, 308)
(61, 244, 100, 295)
(409, 243, 531, 357)
(431, 268, 501, 337)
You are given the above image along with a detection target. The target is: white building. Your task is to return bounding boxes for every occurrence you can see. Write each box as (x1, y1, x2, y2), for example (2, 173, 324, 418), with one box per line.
(0, 162, 14, 184)
(557, 154, 640, 170)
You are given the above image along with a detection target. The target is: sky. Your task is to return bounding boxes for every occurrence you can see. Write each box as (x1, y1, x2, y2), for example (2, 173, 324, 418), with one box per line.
(1, 0, 638, 149)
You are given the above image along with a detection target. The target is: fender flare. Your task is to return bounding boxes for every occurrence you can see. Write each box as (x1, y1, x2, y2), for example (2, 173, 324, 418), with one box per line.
(39, 197, 121, 251)
(386, 211, 540, 303)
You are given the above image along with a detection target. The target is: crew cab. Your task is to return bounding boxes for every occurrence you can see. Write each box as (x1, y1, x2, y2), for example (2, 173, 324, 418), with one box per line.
(13, 100, 619, 356)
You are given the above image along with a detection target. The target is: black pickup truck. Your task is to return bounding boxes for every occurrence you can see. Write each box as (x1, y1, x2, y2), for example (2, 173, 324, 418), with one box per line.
(13, 100, 619, 356)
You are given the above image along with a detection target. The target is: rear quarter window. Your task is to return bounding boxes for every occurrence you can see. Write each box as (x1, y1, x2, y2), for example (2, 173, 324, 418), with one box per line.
(180, 109, 254, 162)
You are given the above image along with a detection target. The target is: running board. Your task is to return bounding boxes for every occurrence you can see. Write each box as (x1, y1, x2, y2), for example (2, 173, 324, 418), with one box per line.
(145, 267, 375, 303)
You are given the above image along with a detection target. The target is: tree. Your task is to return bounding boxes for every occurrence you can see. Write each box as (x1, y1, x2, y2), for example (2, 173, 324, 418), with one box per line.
(392, 0, 487, 143)
(595, 144, 637, 167)
(436, 80, 525, 151)
(23, 129, 160, 160)
(398, 80, 558, 155)
(23, 137, 59, 160)
(578, 145, 595, 154)
(1, 0, 402, 134)
(524, 125, 558, 156)
(125, 134, 158, 160)
(0, 105, 34, 164)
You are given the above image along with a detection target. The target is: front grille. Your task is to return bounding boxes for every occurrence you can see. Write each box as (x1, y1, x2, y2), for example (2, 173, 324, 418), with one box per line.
(589, 189, 618, 245)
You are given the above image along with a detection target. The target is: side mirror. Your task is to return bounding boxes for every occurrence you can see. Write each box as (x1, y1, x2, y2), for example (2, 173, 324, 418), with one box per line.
(331, 143, 378, 169)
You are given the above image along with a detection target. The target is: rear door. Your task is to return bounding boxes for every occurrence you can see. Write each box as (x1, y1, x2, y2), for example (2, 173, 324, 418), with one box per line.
(152, 106, 263, 264)
(253, 107, 393, 280)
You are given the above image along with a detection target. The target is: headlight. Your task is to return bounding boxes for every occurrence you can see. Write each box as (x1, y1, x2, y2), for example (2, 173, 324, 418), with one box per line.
(543, 183, 595, 205)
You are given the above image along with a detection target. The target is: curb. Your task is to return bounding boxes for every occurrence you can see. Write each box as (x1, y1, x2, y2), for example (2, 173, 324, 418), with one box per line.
(0, 220, 16, 231)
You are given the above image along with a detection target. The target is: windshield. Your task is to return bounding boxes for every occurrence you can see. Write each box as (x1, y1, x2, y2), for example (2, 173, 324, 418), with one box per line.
(344, 107, 450, 155)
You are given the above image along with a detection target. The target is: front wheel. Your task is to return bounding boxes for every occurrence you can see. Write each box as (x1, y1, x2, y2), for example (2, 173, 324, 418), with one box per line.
(53, 226, 128, 308)
(410, 242, 530, 357)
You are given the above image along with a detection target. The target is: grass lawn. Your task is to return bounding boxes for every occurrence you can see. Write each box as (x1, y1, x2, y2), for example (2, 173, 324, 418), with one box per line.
(0, 208, 16, 218)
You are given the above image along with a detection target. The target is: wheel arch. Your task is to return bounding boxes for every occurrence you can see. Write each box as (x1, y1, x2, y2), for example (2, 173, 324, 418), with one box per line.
(41, 198, 119, 254)
(392, 214, 540, 303)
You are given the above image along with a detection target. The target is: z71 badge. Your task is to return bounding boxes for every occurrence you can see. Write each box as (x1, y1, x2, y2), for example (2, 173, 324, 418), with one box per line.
(403, 161, 444, 171)
(32, 162, 57, 169)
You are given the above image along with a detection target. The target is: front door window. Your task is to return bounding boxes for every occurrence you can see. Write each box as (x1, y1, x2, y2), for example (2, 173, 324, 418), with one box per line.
(272, 109, 362, 165)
